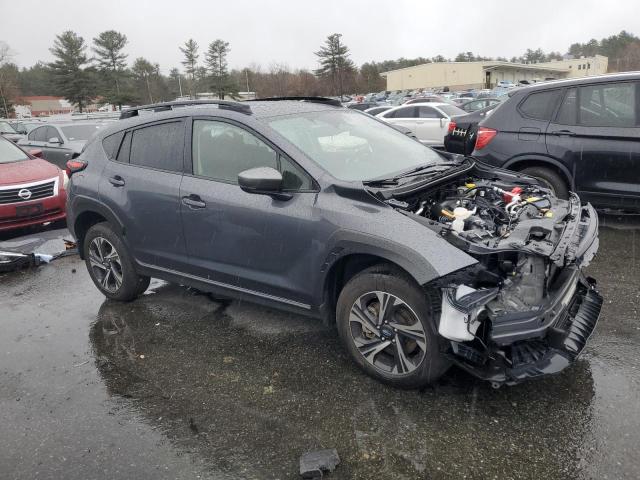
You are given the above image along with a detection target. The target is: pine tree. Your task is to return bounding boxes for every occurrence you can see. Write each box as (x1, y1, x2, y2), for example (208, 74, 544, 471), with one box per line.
(49, 31, 96, 112)
(180, 39, 199, 98)
(314, 34, 355, 98)
(92, 30, 130, 107)
(205, 39, 237, 99)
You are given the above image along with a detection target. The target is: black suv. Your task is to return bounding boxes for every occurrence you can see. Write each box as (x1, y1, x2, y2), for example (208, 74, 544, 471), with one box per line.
(472, 73, 640, 210)
(67, 98, 602, 388)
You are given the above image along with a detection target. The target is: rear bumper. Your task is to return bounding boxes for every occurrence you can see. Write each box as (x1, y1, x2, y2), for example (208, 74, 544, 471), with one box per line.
(448, 276, 602, 386)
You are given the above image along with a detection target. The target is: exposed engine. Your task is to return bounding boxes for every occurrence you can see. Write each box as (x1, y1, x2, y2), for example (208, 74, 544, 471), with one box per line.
(411, 177, 555, 246)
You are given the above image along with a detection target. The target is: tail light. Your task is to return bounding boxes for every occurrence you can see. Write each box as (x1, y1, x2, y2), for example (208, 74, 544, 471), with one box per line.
(447, 121, 457, 134)
(66, 159, 87, 177)
(474, 127, 497, 150)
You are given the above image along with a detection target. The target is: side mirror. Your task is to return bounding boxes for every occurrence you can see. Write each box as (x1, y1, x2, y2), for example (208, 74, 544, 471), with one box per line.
(29, 148, 43, 158)
(48, 137, 62, 144)
(237, 167, 291, 201)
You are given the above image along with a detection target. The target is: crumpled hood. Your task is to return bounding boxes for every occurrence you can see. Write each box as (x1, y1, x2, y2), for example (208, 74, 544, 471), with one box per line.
(0, 159, 61, 186)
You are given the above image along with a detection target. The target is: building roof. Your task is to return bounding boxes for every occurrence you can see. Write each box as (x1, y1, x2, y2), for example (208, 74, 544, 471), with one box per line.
(381, 60, 578, 76)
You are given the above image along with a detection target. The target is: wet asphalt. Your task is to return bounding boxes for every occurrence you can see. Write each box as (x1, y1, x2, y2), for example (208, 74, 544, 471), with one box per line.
(1, 217, 639, 480)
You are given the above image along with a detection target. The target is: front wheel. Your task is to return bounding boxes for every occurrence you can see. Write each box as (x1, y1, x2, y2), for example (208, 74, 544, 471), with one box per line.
(84, 223, 150, 301)
(336, 265, 450, 388)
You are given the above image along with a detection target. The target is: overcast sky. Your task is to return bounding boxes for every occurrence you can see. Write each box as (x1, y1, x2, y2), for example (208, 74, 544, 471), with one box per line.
(2, 0, 639, 73)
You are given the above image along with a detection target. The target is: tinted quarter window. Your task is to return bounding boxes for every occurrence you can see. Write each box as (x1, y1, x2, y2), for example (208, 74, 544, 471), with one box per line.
(102, 131, 125, 160)
(556, 88, 577, 125)
(130, 121, 184, 172)
(579, 82, 636, 127)
(519, 90, 562, 120)
(280, 155, 314, 191)
(117, 132, 132, 163)
(192, 120, 277, 184)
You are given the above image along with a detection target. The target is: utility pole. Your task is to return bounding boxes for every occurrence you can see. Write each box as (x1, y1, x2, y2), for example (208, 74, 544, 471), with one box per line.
(336, 33, 344, 99)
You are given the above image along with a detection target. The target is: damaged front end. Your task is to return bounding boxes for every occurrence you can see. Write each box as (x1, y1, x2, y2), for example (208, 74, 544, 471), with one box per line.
(375, 160, 603, 386)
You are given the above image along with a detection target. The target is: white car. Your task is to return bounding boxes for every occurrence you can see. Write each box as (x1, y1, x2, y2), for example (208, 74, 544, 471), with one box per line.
(375, 102, 466, 146)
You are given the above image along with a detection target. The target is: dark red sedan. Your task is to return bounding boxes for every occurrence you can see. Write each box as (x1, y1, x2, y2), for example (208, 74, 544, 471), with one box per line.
(0, 136, 67, 231)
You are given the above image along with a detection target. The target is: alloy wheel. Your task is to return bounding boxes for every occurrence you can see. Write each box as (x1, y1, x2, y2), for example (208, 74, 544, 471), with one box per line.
(88, 237, 123, 293)
(349, 291, 427, 376)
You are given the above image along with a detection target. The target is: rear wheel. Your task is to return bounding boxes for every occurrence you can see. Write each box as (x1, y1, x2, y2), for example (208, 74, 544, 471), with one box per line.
(336, 265, 449, 388)
(84, 223, 150, 301)
(520, 166, 569, 200)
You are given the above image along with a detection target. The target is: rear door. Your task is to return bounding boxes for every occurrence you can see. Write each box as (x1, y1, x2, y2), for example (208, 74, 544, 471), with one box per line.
(98, 119, 190, 271)
(546, 81, 640, 208)
(179, 117, 319, 306)
(416, 105, 447, 145)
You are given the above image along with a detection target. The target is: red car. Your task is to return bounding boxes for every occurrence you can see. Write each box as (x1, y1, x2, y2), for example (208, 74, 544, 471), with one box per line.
(0, 136, 67, 231)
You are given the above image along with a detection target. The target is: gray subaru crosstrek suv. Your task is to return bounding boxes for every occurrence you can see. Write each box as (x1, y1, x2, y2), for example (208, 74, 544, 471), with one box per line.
(66, 98, 602, 388)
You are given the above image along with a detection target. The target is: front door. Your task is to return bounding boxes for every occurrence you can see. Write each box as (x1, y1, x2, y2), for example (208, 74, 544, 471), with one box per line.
(42, 126, 73, 169)
(98, 119, 190, 271)
(180, 118, 318, 306)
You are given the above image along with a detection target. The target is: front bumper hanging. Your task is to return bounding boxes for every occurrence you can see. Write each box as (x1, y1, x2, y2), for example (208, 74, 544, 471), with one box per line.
(447, 277, 603, 387)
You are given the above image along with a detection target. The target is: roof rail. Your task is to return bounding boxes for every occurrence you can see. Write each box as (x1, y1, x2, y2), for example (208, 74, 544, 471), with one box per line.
(119, 99, 251, 119)
(248, 96, 343, 107)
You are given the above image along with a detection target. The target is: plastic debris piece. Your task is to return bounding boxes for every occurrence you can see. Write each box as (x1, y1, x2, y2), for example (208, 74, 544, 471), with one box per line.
(299, 449, 340, 479)
(35, 253, 54, 263)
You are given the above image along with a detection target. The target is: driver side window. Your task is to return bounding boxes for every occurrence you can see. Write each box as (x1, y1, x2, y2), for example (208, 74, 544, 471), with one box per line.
(192, 120, 314, 190)
(192, 120, 278, 184)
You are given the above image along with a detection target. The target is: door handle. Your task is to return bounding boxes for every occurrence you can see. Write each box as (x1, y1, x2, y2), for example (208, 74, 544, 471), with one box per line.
(108, 175, 125, 187)
(550, 130, 576, 137)
(182, 194, 206, 209)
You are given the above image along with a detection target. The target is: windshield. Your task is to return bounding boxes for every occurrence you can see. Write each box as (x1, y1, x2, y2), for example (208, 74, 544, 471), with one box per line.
(61, 124, 102, 141)
(0, 138, 29, 164)
(267, 110, 444, 181)
(0, 121, 17, 134)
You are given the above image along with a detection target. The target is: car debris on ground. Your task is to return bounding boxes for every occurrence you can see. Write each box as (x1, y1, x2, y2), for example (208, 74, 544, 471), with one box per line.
(299, 448, 340, 479)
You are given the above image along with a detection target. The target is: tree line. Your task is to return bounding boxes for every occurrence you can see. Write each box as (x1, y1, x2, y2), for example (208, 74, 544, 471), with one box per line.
(1, 29, 640, 116)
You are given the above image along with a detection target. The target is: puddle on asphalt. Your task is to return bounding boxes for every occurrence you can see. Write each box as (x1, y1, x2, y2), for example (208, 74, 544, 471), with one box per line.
(88, 283, 609, 479)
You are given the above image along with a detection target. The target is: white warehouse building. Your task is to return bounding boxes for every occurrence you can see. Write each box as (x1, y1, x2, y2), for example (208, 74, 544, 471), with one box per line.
(381, 55, 609, 91)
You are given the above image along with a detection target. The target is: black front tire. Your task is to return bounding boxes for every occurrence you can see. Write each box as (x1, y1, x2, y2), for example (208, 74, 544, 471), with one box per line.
(520, 166, 569, 200)
(336, 264, 450, 389)
(83, 223, 149, 302)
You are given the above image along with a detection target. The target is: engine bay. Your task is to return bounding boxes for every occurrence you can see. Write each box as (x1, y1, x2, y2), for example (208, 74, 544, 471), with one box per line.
(404, 177, 563, 249)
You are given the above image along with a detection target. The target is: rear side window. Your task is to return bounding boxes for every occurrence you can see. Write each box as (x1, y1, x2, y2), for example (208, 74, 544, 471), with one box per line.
(418, 106, 440, 118)
(579, 82, 636, 127)
(129, 122, 184, 172)
(519, 90, 562, 120)
(387, 107, 418, 118)
(102, 131, 125, 160)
